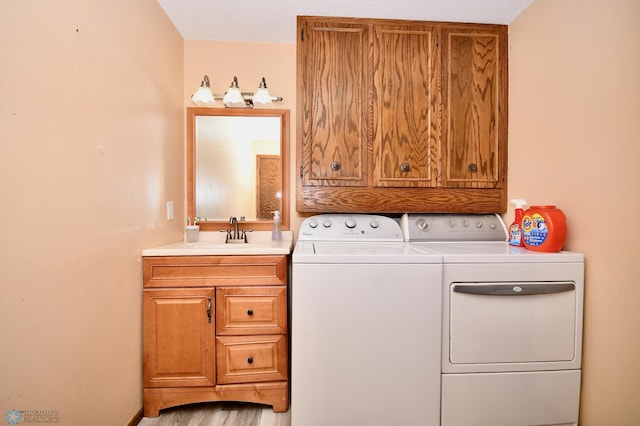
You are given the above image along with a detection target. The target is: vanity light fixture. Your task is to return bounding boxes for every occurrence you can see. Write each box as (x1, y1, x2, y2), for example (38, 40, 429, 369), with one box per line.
(253, 77, 273, 108)
(190, 75, 216, 106)
(222, 76, 246, 108)
(191, 75, 283, 108)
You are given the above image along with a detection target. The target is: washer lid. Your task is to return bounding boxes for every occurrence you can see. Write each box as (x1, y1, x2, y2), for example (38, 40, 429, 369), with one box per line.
(293, 241, 441, 264)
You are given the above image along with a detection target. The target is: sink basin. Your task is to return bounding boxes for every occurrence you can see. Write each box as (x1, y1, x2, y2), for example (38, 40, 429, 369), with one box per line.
(141, 231, 293, 256)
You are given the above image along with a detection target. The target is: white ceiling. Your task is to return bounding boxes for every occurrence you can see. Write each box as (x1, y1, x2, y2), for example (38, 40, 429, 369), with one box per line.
(156, 0, 534, 44)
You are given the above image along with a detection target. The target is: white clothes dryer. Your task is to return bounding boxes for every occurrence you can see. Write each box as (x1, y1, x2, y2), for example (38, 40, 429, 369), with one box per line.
(402, 213, 585, 426)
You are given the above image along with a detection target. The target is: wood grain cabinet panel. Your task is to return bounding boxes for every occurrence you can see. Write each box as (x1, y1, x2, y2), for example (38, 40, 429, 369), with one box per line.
(216, 286, 287, 335)
(142, 255, 289, 417)
(143, 255, 287, 288)
(297, 16, 508, 213)
(373, 23, 440, 188)
(442, 27, 507, 189)
(298, 19, 369, 187)
(216, 335, 288, 384)
(143, 289, 215, 388)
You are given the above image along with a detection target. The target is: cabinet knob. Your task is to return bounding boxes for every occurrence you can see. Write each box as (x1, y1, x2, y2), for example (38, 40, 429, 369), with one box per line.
(468, 163, 478, 173)
(247, 309, 254, 316)
(330, 161, 341, 171)
(247, 357, 254, 364)
(400, 162, 411, 173)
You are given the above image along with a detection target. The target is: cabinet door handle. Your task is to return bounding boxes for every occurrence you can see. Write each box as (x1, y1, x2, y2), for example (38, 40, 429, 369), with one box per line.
(400, 162, 411, 173)
(468, 163, 478, 173)
(206, 297, 212, 323)
(247, 309, 254, 316)
(247, 357, 254, 364)
(330, 161, 341, 171)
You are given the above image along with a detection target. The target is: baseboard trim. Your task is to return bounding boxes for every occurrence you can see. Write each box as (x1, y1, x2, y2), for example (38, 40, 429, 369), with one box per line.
(126, 407, 143, 426)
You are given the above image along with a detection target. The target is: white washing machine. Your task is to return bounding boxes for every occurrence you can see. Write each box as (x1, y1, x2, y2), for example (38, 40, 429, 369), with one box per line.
(292, 214, 442, 426)
(402, 213, 584, 426)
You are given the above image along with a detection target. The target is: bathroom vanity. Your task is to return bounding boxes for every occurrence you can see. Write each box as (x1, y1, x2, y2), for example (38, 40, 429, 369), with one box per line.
(141, 234, 292, 417)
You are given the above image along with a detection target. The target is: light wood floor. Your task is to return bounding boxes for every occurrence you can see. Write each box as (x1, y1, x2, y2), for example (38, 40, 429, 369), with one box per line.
(137, 402, 290, 426)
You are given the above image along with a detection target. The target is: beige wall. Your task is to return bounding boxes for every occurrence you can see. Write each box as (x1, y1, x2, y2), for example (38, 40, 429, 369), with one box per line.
(509, 0, 640, 424)
(0, 1, 184, 424)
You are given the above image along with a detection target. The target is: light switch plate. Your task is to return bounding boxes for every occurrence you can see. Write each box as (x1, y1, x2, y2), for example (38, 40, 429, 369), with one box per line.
(166, 201, 174, 221)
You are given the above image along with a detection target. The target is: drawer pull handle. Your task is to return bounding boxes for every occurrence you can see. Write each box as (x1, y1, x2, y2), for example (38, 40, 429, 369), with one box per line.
(247, 357, 254, 364)
(247, 309, 254, 316)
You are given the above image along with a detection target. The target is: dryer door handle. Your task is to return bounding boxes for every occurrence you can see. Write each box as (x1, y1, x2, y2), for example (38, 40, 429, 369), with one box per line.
(453, 282, 575, 296)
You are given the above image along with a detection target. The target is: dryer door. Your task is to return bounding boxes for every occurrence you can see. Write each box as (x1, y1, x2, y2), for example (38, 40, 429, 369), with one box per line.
(448, 281, 577, 365)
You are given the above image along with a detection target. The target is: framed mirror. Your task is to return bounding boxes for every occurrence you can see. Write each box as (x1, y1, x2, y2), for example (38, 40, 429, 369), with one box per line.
(187, 107, 290, 232)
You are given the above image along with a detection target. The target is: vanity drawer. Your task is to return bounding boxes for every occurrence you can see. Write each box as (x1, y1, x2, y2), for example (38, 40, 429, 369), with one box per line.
(216, 335, 288, 384)
(143, 255, 288, 288)
(216, 286, 287, 335)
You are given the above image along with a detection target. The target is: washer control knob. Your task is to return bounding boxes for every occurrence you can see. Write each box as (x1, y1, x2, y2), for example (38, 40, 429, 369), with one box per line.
(476, 221, 483, 228)
(462, 219, 469, 228)
(416, 219, 430, 232)
(369, 219, 379, 229)
(490, 223, 497, 229)
(448, 219, 456, 228)
(322, 219, 332, 228)
(308, 219, 318, 229)
(345, 218, 357, 229)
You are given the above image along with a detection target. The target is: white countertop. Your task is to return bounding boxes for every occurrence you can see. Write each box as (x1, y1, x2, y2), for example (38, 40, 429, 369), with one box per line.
(142, 231, 294, 256)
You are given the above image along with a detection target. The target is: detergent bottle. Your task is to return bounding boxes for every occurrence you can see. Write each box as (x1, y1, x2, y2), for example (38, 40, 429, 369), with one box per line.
(508, 199, 527, 247)
(522, 205, 567, 252)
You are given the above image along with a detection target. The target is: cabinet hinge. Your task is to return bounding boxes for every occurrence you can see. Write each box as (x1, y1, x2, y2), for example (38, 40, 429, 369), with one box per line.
(300, 166, 304, 178)
(436, 34, 439, 47)
(301, 29, 304, 41)
(435, 168, 439, 182)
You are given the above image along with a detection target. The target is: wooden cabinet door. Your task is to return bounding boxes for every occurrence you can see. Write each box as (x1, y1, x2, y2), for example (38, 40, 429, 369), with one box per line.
(143, 288, 215, 388)
(297, 17, 369, 187)
(373, 23, 441, 187)
(441, 25, 507, 188)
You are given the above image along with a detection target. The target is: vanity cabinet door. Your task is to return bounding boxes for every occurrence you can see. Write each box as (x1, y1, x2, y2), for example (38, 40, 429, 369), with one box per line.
(143, 288, 215, 388)
(441, 25, 507, 189)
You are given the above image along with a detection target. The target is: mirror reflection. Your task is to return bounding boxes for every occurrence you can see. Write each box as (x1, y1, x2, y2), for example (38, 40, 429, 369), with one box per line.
(196, 115, 281, 220)
(187, 108, 290, 232)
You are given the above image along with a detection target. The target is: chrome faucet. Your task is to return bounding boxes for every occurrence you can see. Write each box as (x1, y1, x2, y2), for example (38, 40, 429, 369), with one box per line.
(229, 216, 239, 240)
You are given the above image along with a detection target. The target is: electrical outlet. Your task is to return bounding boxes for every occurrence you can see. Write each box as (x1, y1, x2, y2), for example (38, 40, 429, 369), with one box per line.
(166, 201, 174, 221)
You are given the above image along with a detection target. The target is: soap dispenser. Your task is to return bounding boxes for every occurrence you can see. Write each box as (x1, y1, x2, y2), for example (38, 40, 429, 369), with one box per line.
(272, 211, 282, 241)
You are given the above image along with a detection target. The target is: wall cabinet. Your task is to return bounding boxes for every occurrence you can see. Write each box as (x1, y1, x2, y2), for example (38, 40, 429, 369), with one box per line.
(142, 255, 288, 417)
(297, 16, 508, 213)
